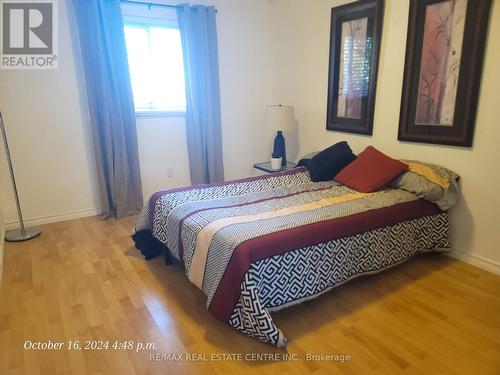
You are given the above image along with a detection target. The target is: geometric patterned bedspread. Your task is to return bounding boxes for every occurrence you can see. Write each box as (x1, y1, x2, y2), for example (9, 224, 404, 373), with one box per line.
(132, 167, 451, 347)
(229, 212, 449, 346)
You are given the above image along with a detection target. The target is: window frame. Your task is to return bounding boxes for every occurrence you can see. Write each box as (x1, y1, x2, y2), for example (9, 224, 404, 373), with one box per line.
(123, 18, 187, 117)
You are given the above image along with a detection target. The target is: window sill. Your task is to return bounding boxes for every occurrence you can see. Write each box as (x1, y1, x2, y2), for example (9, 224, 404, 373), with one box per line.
(135, 111, 186, 118)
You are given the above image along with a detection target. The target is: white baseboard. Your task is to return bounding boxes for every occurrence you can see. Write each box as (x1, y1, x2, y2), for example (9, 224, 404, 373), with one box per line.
(4, 208, 100, 230)
(446, 251, 500, 276)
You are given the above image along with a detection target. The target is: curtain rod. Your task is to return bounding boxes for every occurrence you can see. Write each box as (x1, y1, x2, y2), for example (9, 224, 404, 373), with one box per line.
(120, 1, 217, 12)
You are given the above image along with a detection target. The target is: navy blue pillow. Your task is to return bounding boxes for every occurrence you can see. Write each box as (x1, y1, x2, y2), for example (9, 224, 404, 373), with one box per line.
(307, 142, 356, 182)
(297, 158, 311, 168)
(297, 151, 319, 168)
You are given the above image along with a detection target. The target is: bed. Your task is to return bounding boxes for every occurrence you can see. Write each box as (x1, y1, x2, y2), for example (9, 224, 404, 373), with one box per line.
(132, 162, 459, 347)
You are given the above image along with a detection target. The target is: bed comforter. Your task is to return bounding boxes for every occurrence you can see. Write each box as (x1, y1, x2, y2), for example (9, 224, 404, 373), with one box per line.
(133, 166, 457, 347)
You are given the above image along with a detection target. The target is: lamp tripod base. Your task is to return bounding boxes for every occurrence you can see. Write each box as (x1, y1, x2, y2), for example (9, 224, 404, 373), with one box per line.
(5, 227, 41, 242)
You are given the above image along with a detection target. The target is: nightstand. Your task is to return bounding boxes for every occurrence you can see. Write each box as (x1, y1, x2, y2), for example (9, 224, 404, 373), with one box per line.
(253, 161, 297, 173)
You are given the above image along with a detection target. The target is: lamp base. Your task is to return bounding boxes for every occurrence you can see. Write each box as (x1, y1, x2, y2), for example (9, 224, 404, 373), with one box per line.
(272, 131, 287, 166)
(5, 227, 42, 242)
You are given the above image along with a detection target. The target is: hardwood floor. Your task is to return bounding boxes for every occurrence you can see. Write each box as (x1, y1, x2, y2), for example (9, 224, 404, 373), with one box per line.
(0, 216, 499, 374)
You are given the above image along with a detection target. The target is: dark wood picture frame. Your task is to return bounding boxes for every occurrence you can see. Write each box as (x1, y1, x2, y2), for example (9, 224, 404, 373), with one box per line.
(398, 0, 492, 147)
(326, 0, 384, 135)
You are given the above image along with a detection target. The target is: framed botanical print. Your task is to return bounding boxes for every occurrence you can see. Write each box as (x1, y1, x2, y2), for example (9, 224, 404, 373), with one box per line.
(398, 0, 492, 147)
(326, 0, 384, 135)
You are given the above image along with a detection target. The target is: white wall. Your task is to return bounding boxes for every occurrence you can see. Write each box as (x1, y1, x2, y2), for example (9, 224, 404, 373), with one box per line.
(271, 0, 500, 273)
(207, 0, 276, 179)
(136, 116, 191, 198)
(0, 0, 274, 225)
(0, 0, 100, 227)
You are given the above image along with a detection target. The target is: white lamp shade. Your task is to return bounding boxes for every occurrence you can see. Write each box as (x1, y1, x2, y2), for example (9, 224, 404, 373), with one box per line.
(266, 105, 295, 132)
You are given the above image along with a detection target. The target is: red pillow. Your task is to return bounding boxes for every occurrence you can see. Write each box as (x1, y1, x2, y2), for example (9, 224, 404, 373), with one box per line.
(335, 146, 408, 193)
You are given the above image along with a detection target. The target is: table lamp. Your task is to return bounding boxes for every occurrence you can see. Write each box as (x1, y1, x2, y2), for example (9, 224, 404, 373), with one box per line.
(266, 105, 294, 167)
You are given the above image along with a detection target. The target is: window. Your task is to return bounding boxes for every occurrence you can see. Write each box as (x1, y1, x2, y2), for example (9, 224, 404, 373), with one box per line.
(124, 24, 186, 113)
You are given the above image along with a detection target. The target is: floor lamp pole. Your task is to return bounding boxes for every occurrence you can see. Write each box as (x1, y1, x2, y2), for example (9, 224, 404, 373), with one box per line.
(0, 112, 41, 242)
